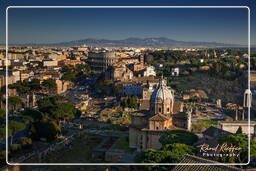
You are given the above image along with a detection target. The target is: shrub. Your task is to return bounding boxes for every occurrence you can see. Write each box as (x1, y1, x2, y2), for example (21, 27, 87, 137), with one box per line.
(20, 137, 33, 148)
(11, 144, 21, 152)
(159, 130, 198, 146)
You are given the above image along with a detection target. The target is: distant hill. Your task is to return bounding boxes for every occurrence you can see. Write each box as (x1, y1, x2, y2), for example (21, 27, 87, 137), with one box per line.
(9, 37, 244, 48)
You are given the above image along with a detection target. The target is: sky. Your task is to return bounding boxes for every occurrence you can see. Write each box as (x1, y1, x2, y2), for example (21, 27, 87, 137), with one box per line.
(0, 0, 256, 45)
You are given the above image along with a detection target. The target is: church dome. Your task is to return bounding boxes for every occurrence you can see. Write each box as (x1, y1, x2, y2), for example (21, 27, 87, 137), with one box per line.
(151, 78, 174, 103)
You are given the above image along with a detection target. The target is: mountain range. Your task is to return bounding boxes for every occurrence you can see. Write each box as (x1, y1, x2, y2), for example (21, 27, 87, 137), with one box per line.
(10, 37, 245, 48)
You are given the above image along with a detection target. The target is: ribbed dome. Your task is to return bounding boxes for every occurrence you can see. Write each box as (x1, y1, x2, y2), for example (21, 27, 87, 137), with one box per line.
(151, 79, 174, 103)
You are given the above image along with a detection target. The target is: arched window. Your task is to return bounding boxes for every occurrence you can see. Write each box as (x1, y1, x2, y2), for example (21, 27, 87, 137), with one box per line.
(159, 108, 161, 112)
(167, 108, 169, 112)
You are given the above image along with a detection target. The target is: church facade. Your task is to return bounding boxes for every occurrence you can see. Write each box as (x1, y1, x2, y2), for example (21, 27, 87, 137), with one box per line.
(129, 78, 191, 151)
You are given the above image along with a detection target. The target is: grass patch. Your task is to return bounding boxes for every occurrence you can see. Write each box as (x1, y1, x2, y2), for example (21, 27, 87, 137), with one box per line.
(199, 119, 218, 128)
(112, 136, 135, 154)
(43, 134, 102, 163)
(192, 119, 219, 133)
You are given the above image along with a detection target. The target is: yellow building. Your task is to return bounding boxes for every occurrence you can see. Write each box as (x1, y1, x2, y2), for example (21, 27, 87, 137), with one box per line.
(129, 78, 191, 151)
(48, 54, 67, 61)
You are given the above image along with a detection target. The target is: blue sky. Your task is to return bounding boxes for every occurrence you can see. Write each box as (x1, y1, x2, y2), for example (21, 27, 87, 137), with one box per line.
(0, 0, 256, 45)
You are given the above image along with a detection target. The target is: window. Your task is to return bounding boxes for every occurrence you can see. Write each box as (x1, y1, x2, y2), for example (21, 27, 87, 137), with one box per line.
(156, 126, 159, 130)
(159, 108, 161, 112)
(167, 108, 169, 112)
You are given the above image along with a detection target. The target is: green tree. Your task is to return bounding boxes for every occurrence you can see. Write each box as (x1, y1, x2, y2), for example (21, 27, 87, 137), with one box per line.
(236, 126, 243, 134)
(159, 130, 198, 146)
(251, 140, 256, 159)
(61, 73, 76, 81)
(74, 109, 82, 118)
(37, 96, 54, 109)
(37, 96, 75, 121)
(135, 143, 195, 170)
(29, 79, 41, 91)
(218, 134, 253, 163)
(22, 109, 44, 122)
(42, 79, 57, 91)
(162, 143, 196, 163)
(29, 120, 60, 142)
(75, 64, 92, 77)
(0, 109, 5, 118)
(122, 95, 138, 109)
(190, 58, 199, 66)
(9, 81, 30, 93)
(61, 66, 76, 81)
(48, 103, 75, 120)
(135, 149, 170, 171)
(0, 125, 13, 139)
(0, 127, 4, 139)
(8, 121, 25, 145)
(8, 96, 23, 111)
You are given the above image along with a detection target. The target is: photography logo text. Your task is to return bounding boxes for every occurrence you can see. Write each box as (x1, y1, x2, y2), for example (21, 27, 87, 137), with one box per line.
(197, 143, 242, 158)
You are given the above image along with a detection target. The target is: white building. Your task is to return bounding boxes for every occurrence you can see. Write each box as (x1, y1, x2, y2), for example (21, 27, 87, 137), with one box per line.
(143, 66, 156, 77)
(219, 121, 256, 135)
(171, 67, 179, 76)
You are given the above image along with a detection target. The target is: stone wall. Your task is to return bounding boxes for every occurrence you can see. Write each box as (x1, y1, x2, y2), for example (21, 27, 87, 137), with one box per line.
(145, 131, 163, 150)
(220, 121, 256, 135)
(129, 127, 139, 148)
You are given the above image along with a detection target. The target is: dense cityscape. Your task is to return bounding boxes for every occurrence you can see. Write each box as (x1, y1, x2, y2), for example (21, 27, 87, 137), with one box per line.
(0, 45, 255, 170)
(0, 0, 255, 170)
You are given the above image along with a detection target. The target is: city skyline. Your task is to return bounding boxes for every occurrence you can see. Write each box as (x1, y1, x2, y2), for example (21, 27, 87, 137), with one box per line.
(5, 7, 250, 45)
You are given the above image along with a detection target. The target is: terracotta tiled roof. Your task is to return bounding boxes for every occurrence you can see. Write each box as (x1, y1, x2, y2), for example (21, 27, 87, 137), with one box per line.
(149, 114, 169, 121)
(173, 154, 244, 171)
(202, 126, 232, 138)
(141, 125, 185, 131)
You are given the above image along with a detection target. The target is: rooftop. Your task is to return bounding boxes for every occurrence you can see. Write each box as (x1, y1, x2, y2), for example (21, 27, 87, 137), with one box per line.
(149, 114, 169, 121)
(173, 154, 244, 171)
(202, 126, 232, 137)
